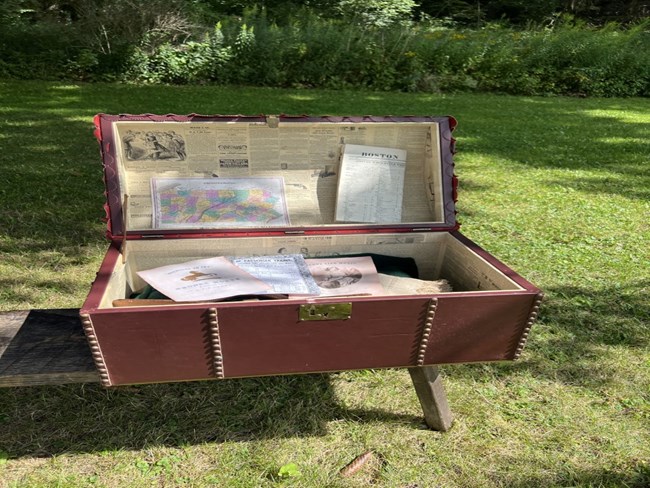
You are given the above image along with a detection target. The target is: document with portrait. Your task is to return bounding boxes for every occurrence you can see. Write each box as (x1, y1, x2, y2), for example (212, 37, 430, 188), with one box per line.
(299, 256, 385, 297)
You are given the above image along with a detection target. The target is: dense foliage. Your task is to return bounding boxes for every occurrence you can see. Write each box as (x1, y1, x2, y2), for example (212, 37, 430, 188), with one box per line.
(0, 0, 648, 96)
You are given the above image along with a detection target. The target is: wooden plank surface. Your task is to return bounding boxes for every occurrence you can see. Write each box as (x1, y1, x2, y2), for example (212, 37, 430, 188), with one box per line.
(0, 309, 98, 386)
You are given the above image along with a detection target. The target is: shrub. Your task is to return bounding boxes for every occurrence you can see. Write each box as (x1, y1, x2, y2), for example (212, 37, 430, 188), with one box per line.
(1, 7, 648, 97)
(0, 23, 82, 79)
(124, 23, 233, 84)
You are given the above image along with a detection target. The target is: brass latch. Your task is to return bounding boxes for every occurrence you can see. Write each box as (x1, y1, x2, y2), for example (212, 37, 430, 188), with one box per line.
(299, 303, 352, 321)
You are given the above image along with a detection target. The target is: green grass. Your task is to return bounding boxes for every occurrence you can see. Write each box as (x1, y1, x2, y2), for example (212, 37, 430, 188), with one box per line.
(0, 81, 649, 487)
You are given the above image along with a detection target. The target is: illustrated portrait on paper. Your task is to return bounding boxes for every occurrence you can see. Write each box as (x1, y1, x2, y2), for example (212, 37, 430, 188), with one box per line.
(122, 130, 186, 161)
(311, 265, 362, 289)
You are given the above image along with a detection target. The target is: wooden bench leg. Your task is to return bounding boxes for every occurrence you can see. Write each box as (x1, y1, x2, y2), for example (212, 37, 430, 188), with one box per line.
(408, 365, 453, 431)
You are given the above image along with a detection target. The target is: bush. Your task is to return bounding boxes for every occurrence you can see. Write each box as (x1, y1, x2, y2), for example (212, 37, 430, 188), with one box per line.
(0, 23, 82, 79)
(1, 8, 648, 97)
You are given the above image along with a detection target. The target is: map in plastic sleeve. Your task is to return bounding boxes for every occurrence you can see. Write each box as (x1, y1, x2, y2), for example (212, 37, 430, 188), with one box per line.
(151, 177, 290, 229)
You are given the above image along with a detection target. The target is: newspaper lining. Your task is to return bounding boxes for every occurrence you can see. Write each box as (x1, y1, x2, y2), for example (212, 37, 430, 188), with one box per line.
(112, 121, 440, 230)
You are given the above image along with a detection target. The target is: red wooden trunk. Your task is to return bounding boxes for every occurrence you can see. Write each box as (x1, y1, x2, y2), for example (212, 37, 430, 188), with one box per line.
(81, 114, 542, 386)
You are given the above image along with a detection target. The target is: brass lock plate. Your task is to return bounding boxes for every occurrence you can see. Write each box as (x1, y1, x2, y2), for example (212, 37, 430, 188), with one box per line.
(299, 303, 352, 321)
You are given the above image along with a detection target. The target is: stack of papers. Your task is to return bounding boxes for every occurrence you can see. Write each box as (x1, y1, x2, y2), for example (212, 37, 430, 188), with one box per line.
(137, 256, 272, 302)
(137, 254, 319, 302)
(136, 255, 386, 302)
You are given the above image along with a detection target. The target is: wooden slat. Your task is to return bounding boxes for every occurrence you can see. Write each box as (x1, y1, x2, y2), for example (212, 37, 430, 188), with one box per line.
(408, 366, 453, 431)
(0, 309, 98, 386)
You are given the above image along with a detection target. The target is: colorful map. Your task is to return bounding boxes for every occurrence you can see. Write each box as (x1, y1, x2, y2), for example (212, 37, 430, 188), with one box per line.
(152, 178, 289, 228)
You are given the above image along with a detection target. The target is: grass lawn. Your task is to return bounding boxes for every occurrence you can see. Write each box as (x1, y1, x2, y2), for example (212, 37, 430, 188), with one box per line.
(0, 81, 648, 487)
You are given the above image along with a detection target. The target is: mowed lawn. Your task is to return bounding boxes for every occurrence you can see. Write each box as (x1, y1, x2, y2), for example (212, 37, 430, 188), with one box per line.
(0, 81, 648, 487)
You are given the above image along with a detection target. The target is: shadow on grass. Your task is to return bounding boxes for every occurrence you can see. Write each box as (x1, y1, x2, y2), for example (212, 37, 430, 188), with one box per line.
(0, 309, 424, 458)
(522, 280, 649, 385)
(450, 280, 650, 387)
(0, 375, 424, 458)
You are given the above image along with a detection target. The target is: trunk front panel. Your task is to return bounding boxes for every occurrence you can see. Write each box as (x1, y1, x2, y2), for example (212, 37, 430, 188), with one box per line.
(217, 297, 433, 377)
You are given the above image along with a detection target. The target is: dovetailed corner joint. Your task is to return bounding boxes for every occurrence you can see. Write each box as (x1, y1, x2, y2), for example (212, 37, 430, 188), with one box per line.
(79, 313, 111, 387)
(416, 298, 438, 366)
(514, 293, 544, 360)
(208, 308, 224, 379)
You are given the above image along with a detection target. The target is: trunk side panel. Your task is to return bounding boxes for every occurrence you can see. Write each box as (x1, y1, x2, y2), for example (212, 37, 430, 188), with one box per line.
(427, 293, 535, 363)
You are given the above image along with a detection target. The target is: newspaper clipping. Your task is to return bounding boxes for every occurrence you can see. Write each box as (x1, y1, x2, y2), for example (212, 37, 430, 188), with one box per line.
(113, 120, 439, 230)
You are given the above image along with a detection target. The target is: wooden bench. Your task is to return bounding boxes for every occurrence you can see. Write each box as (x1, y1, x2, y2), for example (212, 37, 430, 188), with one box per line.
(0, 309, 453, 431)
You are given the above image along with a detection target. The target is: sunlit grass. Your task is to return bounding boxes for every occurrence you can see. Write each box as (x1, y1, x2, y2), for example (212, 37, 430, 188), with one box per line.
(581, 108, 649, 123)
(0, 81, 648, 487)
